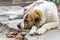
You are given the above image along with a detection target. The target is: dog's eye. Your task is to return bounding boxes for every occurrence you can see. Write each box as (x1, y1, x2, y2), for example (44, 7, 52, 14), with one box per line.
(34, 18, 40, 23)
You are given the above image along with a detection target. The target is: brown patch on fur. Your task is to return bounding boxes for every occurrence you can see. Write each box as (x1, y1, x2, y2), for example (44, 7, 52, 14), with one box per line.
(24, 10, 42, 28)
(33, 10, 42, 26)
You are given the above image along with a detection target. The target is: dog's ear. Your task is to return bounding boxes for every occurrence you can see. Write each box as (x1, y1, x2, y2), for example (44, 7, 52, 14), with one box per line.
(35, 10, 42, 18)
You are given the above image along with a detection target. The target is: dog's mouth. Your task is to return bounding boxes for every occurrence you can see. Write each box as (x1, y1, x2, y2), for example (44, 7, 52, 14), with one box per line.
(24, 26, 32, 29)
(17, 23, 32, 30)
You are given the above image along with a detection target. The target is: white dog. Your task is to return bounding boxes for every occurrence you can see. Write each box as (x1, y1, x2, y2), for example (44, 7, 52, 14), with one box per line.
(17, 0, 59, 35)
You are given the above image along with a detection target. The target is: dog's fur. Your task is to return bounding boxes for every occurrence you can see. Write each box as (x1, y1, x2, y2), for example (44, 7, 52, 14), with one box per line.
(17, 0, 59, 35)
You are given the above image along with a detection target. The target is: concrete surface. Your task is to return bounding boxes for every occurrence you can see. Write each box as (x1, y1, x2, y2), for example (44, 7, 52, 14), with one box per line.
(0, 6, 60, 40)
(26, 29, 60, 40)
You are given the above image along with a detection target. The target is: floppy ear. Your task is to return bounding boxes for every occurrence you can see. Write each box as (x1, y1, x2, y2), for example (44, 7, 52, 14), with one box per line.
(35, 10, 42, 18)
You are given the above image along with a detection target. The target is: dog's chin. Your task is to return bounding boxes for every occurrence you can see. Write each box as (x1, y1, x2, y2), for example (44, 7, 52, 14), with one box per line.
(25, 27, 31, 29)
(21, 26, 32, 30)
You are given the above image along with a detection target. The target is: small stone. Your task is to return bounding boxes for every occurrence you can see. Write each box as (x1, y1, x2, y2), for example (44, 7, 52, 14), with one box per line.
(6, 31, 18, 38)
(16, 34, 23, 40)
(6, 34, 15, 38)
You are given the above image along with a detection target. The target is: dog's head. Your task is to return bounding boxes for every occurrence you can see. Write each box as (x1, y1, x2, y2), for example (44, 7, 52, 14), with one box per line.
(17, 10, 42, 29)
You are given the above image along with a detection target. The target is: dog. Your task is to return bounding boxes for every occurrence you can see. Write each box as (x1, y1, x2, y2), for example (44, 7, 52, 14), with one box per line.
(17, 0, 59, 35)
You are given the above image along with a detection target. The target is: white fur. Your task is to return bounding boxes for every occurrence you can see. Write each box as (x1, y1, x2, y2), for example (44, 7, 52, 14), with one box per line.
(29, 26, 37, 34)
(36, 22, 59, 34)
(20, 19, 25, 29)
(24, 0, 59, 34)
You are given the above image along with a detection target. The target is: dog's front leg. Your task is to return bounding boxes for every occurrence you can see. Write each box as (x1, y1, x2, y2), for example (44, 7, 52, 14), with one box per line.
(36, 22, 59, 35)
(29, 26, 38, 34)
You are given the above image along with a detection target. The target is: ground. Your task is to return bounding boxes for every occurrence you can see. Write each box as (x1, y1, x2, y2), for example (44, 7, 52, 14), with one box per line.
(0, 6, 60, 40)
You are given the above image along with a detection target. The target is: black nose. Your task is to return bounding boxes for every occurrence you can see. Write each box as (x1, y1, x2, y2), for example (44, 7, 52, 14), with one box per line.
(17, 24, 21, 29)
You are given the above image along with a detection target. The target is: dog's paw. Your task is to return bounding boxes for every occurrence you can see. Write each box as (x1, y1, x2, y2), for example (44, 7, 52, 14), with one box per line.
(29, 30, 36, 36)
(36, 28, 46, 35)
(29, 31, 36, 34)
(29, 26, 37, 36)
(29, 33, 36, 36)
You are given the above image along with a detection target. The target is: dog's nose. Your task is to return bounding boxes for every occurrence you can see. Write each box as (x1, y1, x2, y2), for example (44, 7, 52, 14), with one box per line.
(17, 24, 21, 29)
